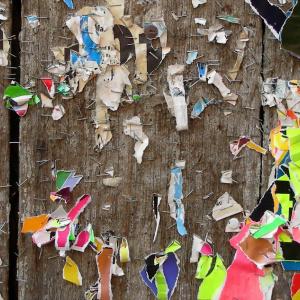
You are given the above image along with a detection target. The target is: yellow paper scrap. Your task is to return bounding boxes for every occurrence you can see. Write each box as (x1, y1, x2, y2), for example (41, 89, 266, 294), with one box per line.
(63, 256, 82, 286)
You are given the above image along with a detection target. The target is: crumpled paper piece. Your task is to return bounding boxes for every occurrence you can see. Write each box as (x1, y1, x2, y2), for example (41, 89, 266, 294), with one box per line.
(207, 70, 238, 105)
(123, 116, 149, 164)
(164, 64, 188, 131)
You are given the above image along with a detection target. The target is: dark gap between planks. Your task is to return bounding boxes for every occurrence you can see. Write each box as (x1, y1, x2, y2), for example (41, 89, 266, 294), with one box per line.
(9, 0, 21, 299)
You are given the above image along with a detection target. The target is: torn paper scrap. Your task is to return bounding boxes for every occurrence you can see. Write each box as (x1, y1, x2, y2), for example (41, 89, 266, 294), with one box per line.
(21, 215, 49, 233)
(97, 247, 114, 300)
(50, 170, 83, 203)
(191, 98, 220, 118)
(261, 78, 288, 107)
(41, 77, 55, 98)
(212, 192, 243, 221)
(168, 161, 187, 236)
(140, 241, 181, 300)
(103, 177, 122, 187)
(120, 238, 130, 263)
(152, 194, 162, 242)
(194, 18, 207, 26)
(197, 62, 208, 82)
(192, 0, 207, 8)
(250, 211, 286, 239)
(3, 82, 40, 116)
(26, 15, 40, 28)
(63, 0, 74, 9)
(196, 254, 227, 300)
(71, 224, 94, 252)
(225, 218, 241, 232)
(96, 66, 132, 111)
(164, 64, 188, 131)
(40, 93, 53, 108)
(207, 70, 238, 105)
(186, 51, 198, 65)
(220, 170, 233, 184)
(228, 27, 249, 80)
(230, 136, 267, 156)
(63, 256, 82, 286)
(94, 100, 112, 151)
(217, 15, 240, 24)
(52, 104, 65, 121)
(291, 273, 300, 300)
(0, 28, 9, 66)
(190, 234, 213, 263)
(197, 24, 232, 44)
(123, 116, 149, 164)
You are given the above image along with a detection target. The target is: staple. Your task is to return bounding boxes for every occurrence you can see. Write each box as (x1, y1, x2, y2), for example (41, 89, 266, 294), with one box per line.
(189, 79, 200, 89)
(4, 77, 16, 80)
(86, 100, 96, 109)
(9, 141, 20, 144)
(33, 197, 47, 201)
(16, 278, 27, 282)
(0, 185, 11, 188)
(58, 36, 72, 40)
(20, 40, 33, 43)
(84, 180, 97, 183)
(16, 178, 29, 187)
(36, 159, 49, 166)
(5, 66, 18, 69)
(245, 62, 255, 69)
(184, 189, 194, 198)
(149, 52, 159, 60)
(203, 192, 213, 200)
(77, 117, 88, 121)
(167, 223, 176, 230)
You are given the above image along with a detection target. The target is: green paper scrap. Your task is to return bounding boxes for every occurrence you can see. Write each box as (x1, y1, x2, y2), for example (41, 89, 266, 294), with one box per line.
(196, 255, 227, 300)
(217, 15, 240, 24)
(252, 215, 286, 239)
(155, 270, 169, 300)
(287, 128, 300, 164)
(132, 94, 141, 102)
(164, 240, 181, 254)
(195, 255, 212, 279)
(56, 170, 72, 191)
(289, 162, 300, 198)
(57, 82, 71, 96)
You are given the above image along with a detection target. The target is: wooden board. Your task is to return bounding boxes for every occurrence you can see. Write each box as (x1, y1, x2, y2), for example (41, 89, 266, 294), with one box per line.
(16, 0, 292, 299)
(0, 1, 13, 299)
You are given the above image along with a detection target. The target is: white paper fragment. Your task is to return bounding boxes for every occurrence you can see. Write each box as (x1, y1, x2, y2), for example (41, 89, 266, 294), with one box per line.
(207, 70, 238, 105)
(190, 234, 205, 263)
(220, 170, 233, 184)
(164, 64, 188, 131)
(0, 28, 10, 66)
(96, 66, 132, 111)
(103, 177, 122, 187)
(40, 93, 53, 108)
(225, 218, 241, 232)
(212, 192, 243, 221)
(152, 194, 162, 243)
(194, 18, 207, 25)
(192, 0, 207, 8)
(228, 27, 249, 80)
(123, 116, 149, 164)
(26, 15, 40, 28)
(51, 105, 65, 120)
(104, 166, 114, 177)
(186, 51, 198, 64)
(224, 110, 232, 116)
(197, 24, 232, 44)
(262, 78, 288, 107)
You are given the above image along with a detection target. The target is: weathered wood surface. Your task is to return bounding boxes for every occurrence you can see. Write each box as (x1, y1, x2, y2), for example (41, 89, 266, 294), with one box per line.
(15, 0, 296, 299)
(0, 1, 12, 299)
